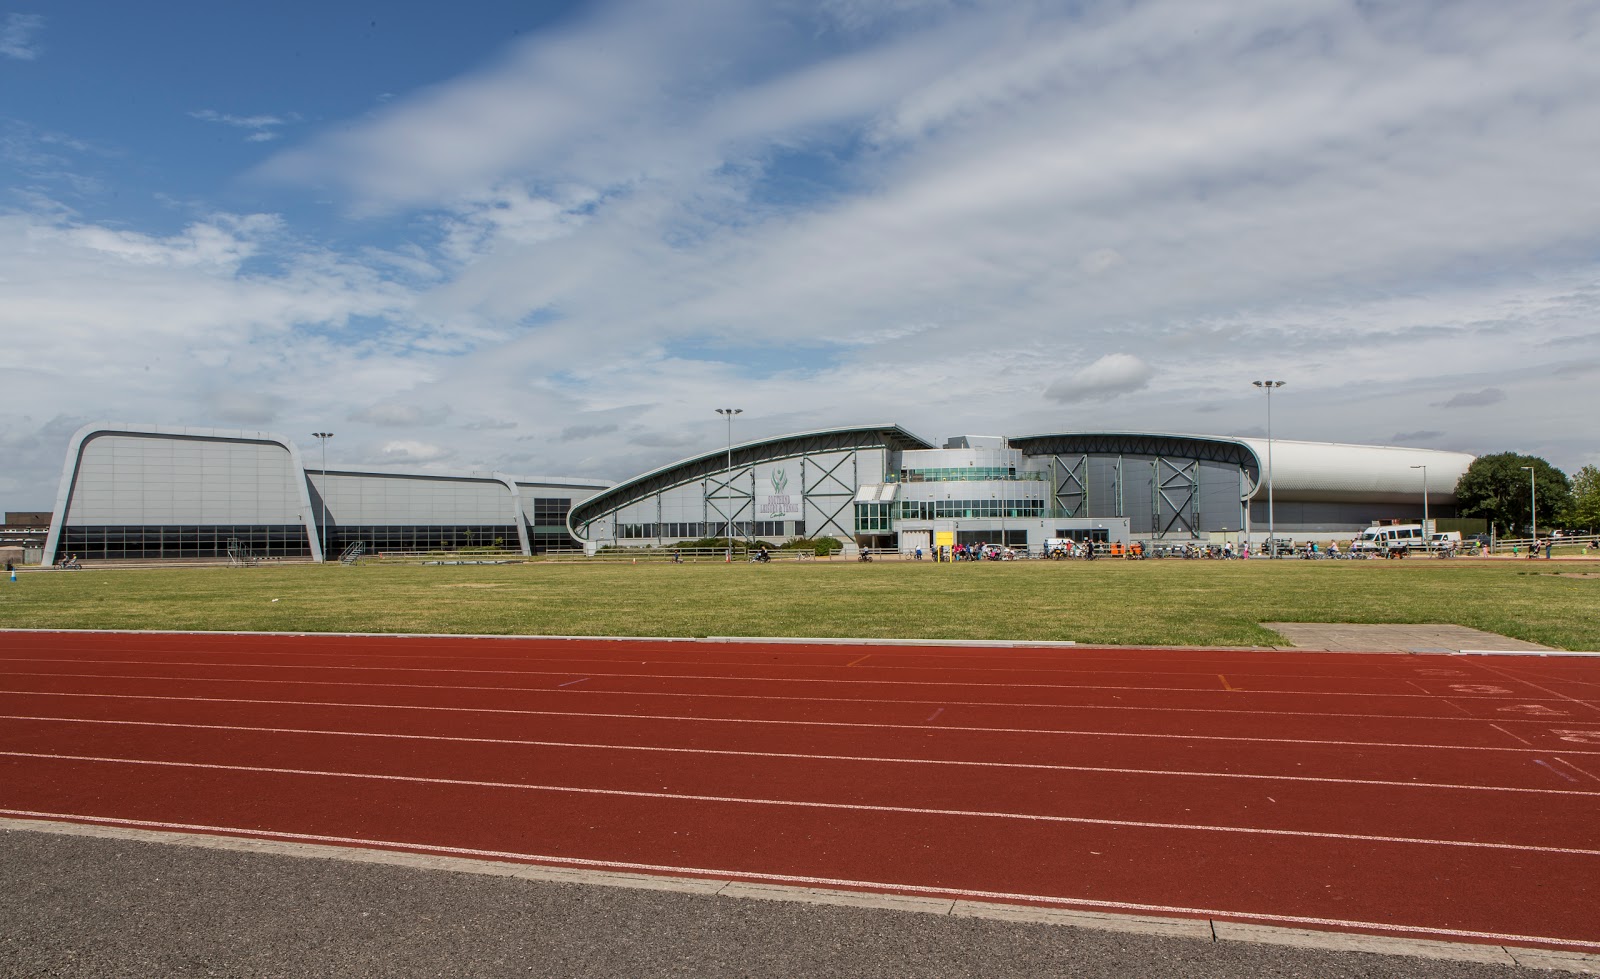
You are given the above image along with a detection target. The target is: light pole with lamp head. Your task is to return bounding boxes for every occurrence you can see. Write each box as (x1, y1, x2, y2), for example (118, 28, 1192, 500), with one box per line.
(1521, 465, 1537, 554)
(715, 409, 742, 562)
(1411, 464, 1428, 552)
(1251, 381, 1285, 557)
(312, 432, 333, 561)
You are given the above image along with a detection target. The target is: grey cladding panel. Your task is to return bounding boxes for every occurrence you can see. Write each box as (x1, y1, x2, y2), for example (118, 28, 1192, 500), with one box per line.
(65, 434, 302, 526)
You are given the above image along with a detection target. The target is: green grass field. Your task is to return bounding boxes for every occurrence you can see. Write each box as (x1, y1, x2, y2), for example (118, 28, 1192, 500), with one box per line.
(3, 558, 1597, 649)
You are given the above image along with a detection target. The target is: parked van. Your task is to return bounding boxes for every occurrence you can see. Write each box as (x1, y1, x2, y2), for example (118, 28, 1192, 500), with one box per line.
(1429, 531, 1462, 547)
(1352, 524, 1426, 553)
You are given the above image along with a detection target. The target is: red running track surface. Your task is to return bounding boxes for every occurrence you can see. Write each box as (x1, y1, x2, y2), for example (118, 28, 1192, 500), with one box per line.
(1, 631, 1597, 951)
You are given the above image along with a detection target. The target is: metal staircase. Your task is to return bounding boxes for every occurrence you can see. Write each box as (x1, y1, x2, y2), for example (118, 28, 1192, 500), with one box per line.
(338, 541, 366, 565)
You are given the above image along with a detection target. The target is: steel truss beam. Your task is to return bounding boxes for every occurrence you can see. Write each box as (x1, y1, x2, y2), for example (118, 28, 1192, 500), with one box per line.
(1051, 454, 1088, 517)
(1152, 456, 1200, 538)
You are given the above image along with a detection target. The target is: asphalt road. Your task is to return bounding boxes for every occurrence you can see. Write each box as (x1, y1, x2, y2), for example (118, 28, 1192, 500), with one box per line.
(0, 827, 1549, 979)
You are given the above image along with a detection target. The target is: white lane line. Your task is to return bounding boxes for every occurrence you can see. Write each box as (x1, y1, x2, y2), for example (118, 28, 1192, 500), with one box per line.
(0, 653, 1468, 687)
(4, 689, 1599, 756)
(1489, 724, 1535, 747)
(0, 657, 1478, 699)
(4, 807, 1600, 954)
(1553, 757, 1600, 783)
(1533, 759, 1579, 783)
(5, 714, 1592, 797)
(0, 671, 1572, 724)
(1470, 662, 1600, 717)
(4, 750, 1600, 857)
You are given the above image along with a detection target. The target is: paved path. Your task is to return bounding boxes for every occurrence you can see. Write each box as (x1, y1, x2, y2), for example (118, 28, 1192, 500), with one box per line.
(1262, 623, 1556, 653)
(4, 824, 1590, 979)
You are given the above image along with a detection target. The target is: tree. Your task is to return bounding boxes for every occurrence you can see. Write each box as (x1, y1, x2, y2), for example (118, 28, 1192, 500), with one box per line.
(1567, 465, 1600, 532)
(1453, 453, 1571, 538)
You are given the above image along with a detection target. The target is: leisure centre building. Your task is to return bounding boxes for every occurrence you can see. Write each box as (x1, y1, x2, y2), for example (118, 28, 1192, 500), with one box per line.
(42, 422, 1475, 563)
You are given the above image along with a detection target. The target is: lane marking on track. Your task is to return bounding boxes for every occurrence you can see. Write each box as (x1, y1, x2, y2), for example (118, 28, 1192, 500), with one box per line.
(5, 689, 1599, 755)
(0, 663, 1558, 702)
(1490, 724, 1535, 746)
(0, 652, 1466, 685)
(0, 673, 1575, 724)
(1533, 759, 1578, 783)
(4, 809, 1599, 954)
(4, 714, 1592, 797)
(5, 750, 1600, 856)
(1553, 757, 1600, 783)
(845, 654, 872, 667)
(1219, 675, 1238, 692)
(1470, 662, 1600, 717)
(556, 678, 589, 688)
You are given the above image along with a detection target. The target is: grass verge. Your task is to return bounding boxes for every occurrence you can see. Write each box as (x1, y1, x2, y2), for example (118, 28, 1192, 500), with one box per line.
(2, 559, 1596, 649)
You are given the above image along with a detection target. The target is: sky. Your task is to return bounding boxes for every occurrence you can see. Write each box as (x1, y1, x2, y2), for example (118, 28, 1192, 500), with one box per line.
(3, 0, 1598, 510)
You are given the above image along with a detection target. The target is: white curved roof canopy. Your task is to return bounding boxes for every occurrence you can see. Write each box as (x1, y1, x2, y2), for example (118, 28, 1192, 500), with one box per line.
(1235, 438, 1474, 505)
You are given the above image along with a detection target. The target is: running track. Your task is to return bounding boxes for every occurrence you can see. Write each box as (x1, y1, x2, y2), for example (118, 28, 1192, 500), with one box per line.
(2, 631, 1597, 953)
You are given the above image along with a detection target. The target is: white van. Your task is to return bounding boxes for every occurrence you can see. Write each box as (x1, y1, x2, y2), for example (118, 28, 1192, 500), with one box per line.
(1352, 524, 1426, 553)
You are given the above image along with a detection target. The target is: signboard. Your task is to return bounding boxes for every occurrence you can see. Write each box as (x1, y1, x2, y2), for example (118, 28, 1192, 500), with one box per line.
(756, 467, 801, 518)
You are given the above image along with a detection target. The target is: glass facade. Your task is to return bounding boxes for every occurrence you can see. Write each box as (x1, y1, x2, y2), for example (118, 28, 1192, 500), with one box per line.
(616, 520, 801, 540)
(854, 503, 895, 532)
(892, 467, 1046, 482)
(530, 498, 571, 525)
(896, 499, 1045, 520)
(326, 524, 520, 555)
(58, 525, 311, 560)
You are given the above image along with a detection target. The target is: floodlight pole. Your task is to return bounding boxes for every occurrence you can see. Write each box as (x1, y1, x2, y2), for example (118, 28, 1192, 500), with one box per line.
(715, 409, 742, 562)
(312, 432, 334, 562)
(1521, 465, 1537, 551)
(1251, 381, 1285, 557)
(1411, 465, 1428, 552)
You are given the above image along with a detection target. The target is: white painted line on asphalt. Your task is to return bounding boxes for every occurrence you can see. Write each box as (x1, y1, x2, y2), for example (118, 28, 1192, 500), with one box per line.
(4, 812, 1599, 962)
(6, 752, 1600, 855)
(5, 714, 1595, 797)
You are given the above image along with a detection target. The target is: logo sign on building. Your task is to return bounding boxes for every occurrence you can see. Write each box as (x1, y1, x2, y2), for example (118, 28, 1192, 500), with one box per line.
(757, 468, 800, 518)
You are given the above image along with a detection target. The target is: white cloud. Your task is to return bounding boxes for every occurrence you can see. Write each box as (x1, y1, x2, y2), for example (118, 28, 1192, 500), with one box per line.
(373, 440, 455, 464)
(1437, 388, 1507, 409)
(1042, 354, 1152, 404)
(349, 403, 453, 427)
(0, 12, 43, 60)
(207, 390, 286, 425)
(191, 109, 296, 143)
(5, 0, 1600, 506)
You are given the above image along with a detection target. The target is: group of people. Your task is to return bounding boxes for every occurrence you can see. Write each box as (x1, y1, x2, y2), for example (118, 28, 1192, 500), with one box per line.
(911, 543, 1019, 562)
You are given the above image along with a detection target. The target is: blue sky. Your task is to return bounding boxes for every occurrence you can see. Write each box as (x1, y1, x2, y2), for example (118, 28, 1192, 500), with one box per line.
(3, 0, 1598, 508)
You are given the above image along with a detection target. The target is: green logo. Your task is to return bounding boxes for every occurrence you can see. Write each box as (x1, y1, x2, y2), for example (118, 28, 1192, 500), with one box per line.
(773, 468, 788, 495)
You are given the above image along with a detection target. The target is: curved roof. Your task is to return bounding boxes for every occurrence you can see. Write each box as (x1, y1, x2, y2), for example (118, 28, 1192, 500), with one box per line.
(1232, 438, 1474, 504)
(1010, 430, 1472, 504)
(568, 423, 934, 531)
